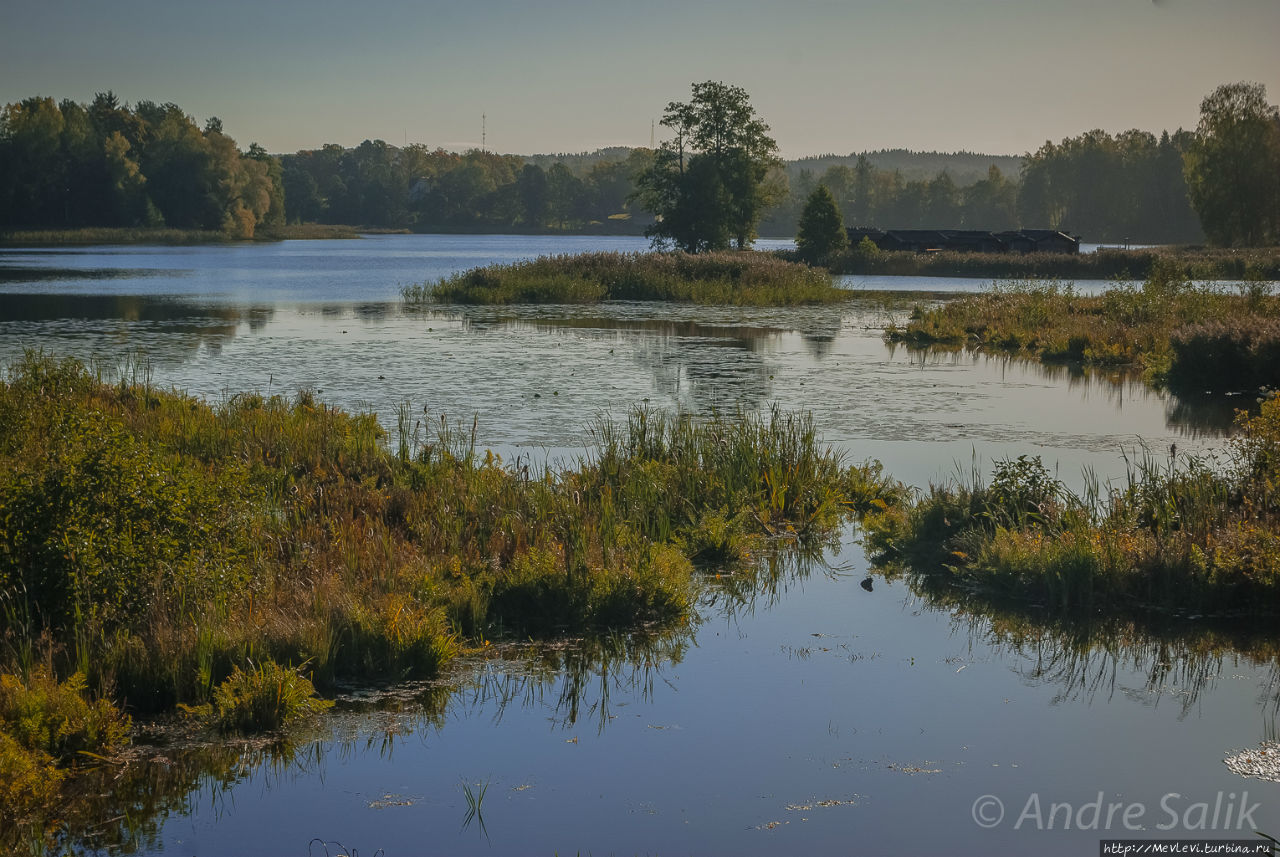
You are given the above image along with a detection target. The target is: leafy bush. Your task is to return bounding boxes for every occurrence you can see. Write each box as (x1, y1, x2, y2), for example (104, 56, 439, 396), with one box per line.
(0, 668, 130, 760)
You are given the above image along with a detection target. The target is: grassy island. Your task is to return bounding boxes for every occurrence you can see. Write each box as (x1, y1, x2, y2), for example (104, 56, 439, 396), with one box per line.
(403, 251, 850, 306)
(885, 263, 1280, 394)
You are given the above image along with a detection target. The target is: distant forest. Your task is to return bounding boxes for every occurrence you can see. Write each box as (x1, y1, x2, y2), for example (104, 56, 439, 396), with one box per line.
(1, 92, 1207, 243)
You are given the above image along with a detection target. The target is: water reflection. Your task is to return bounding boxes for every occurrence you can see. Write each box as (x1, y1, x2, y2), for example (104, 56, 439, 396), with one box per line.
(889, 340, 1244, 439)
(890, 565, 1280, 718)
(0, 265, 178, 283)
(23, 531, 1280, 855)
(0, 293, 274, 372)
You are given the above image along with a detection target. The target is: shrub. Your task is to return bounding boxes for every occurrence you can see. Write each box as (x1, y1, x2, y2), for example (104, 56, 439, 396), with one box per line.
(211, 660, 332, 734)
(0, 732, 63, 822)
(0, 668, 130, 761)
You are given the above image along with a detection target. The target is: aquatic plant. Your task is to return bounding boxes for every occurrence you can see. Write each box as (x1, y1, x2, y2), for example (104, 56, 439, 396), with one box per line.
(403, 250, 847, 306)
(460, 777, 490, 837)
(210, 659, 333, 734)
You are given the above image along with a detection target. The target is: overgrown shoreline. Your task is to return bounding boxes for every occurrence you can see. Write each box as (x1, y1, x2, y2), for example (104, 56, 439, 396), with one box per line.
(403, 250, 851, 306)
(800, 243, 1280, 281)
(884, 263, 1280, 394)
(0, 224, 369, 246)
(0, 356, 854, 844)
(848, 397, 1280, 618)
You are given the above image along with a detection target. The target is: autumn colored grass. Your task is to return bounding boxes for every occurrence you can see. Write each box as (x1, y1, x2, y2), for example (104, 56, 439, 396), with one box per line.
(884, 261, 1280, 393)
(404, 250, 849, 306)
(819, 244, 1280, 281)
(0, 353, 858, 842)
(853, 397, 1280, 616)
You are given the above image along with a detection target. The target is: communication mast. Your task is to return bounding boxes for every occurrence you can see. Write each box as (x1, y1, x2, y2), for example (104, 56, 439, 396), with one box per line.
(482, 114, 487, 153)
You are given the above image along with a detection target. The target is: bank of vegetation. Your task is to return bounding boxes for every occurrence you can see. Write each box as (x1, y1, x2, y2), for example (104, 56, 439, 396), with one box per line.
(850, 395, 1280, 617)
(0, 223, 362, 247)
(884, 262, 1280, 395)
(404, 251, 849, 306)
(818, 242, 1280, 281)
(0, 355, 853, 844)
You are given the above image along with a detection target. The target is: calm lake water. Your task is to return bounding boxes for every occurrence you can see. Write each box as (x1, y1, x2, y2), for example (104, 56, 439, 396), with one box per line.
(1, 235, 1275, 856)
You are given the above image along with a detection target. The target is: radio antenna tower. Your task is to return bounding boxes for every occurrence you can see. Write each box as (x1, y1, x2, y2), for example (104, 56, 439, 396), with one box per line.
(650, 119, 655, 149)
(482, 114, 487, 153)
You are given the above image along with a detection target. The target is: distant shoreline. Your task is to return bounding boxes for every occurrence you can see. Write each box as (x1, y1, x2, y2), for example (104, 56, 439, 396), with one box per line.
(4, 229, 1277, 284)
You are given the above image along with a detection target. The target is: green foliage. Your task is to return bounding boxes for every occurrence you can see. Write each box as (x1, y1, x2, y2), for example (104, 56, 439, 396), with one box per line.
(210, 660, 332, 734)
(856, 397, 1280, 614)
(1183, 82, 1280, 247)
(795, 185, 848, 264)
(408, 250, 846, 306)
(886, 268, 1280, 392)
(0, 355, 857, 724)
(0, 665, 130, 830)
(634, 81, 782, 252)
(0, 731, 63, 823)
(1018, 127, 1203, 243)
(0, 667, 130, 760)
(0, 358, 257, 635)
(0, 93, 282, 237)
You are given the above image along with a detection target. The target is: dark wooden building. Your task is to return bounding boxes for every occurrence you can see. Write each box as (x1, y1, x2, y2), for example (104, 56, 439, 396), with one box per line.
(849, 227, 1079, 254)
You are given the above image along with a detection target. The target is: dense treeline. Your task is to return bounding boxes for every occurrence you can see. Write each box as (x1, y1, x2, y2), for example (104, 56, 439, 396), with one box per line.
(281, 143, 652, 232)
(4, 84, 1277, 245)
(761, 157, 1021, 235)
(761, 132, 1202, 242)
(0, 94, 282, 238)
(1019, 130, 1203, 243)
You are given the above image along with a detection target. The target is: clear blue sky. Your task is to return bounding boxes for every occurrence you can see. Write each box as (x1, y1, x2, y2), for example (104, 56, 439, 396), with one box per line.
(2, 0, 1277, 158)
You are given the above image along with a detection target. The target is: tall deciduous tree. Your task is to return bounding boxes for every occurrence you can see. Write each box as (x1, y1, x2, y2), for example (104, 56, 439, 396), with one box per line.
(1183, 82, 1280, 247)
(796, 184, 847, 264)
(634, 81, 781, 252)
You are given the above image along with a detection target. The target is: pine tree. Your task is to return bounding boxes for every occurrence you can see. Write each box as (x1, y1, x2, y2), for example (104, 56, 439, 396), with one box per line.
(796, 184, 848, 264)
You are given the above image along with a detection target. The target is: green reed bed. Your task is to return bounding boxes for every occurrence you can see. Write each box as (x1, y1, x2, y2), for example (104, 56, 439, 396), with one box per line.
(403, 250, 849, 306)
(852, 398, 1280, 616)
(818, 244, 1280, 281)
(885, 262, 1280, 393)
(0, 354, 857, 842)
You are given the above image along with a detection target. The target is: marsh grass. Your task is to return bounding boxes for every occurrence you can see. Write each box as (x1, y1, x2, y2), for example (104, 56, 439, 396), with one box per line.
(460, 777, 490, 837)
(856, 398, 1280, 615)
(0, 353, 860, 832)
(404, 251, 848, 306)
(886, 262, 1280, 392)
(819, 245, 1280, 281)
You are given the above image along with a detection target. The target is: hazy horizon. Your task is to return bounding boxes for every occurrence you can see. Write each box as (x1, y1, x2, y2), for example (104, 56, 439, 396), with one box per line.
(3, 0, 1278, 160)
